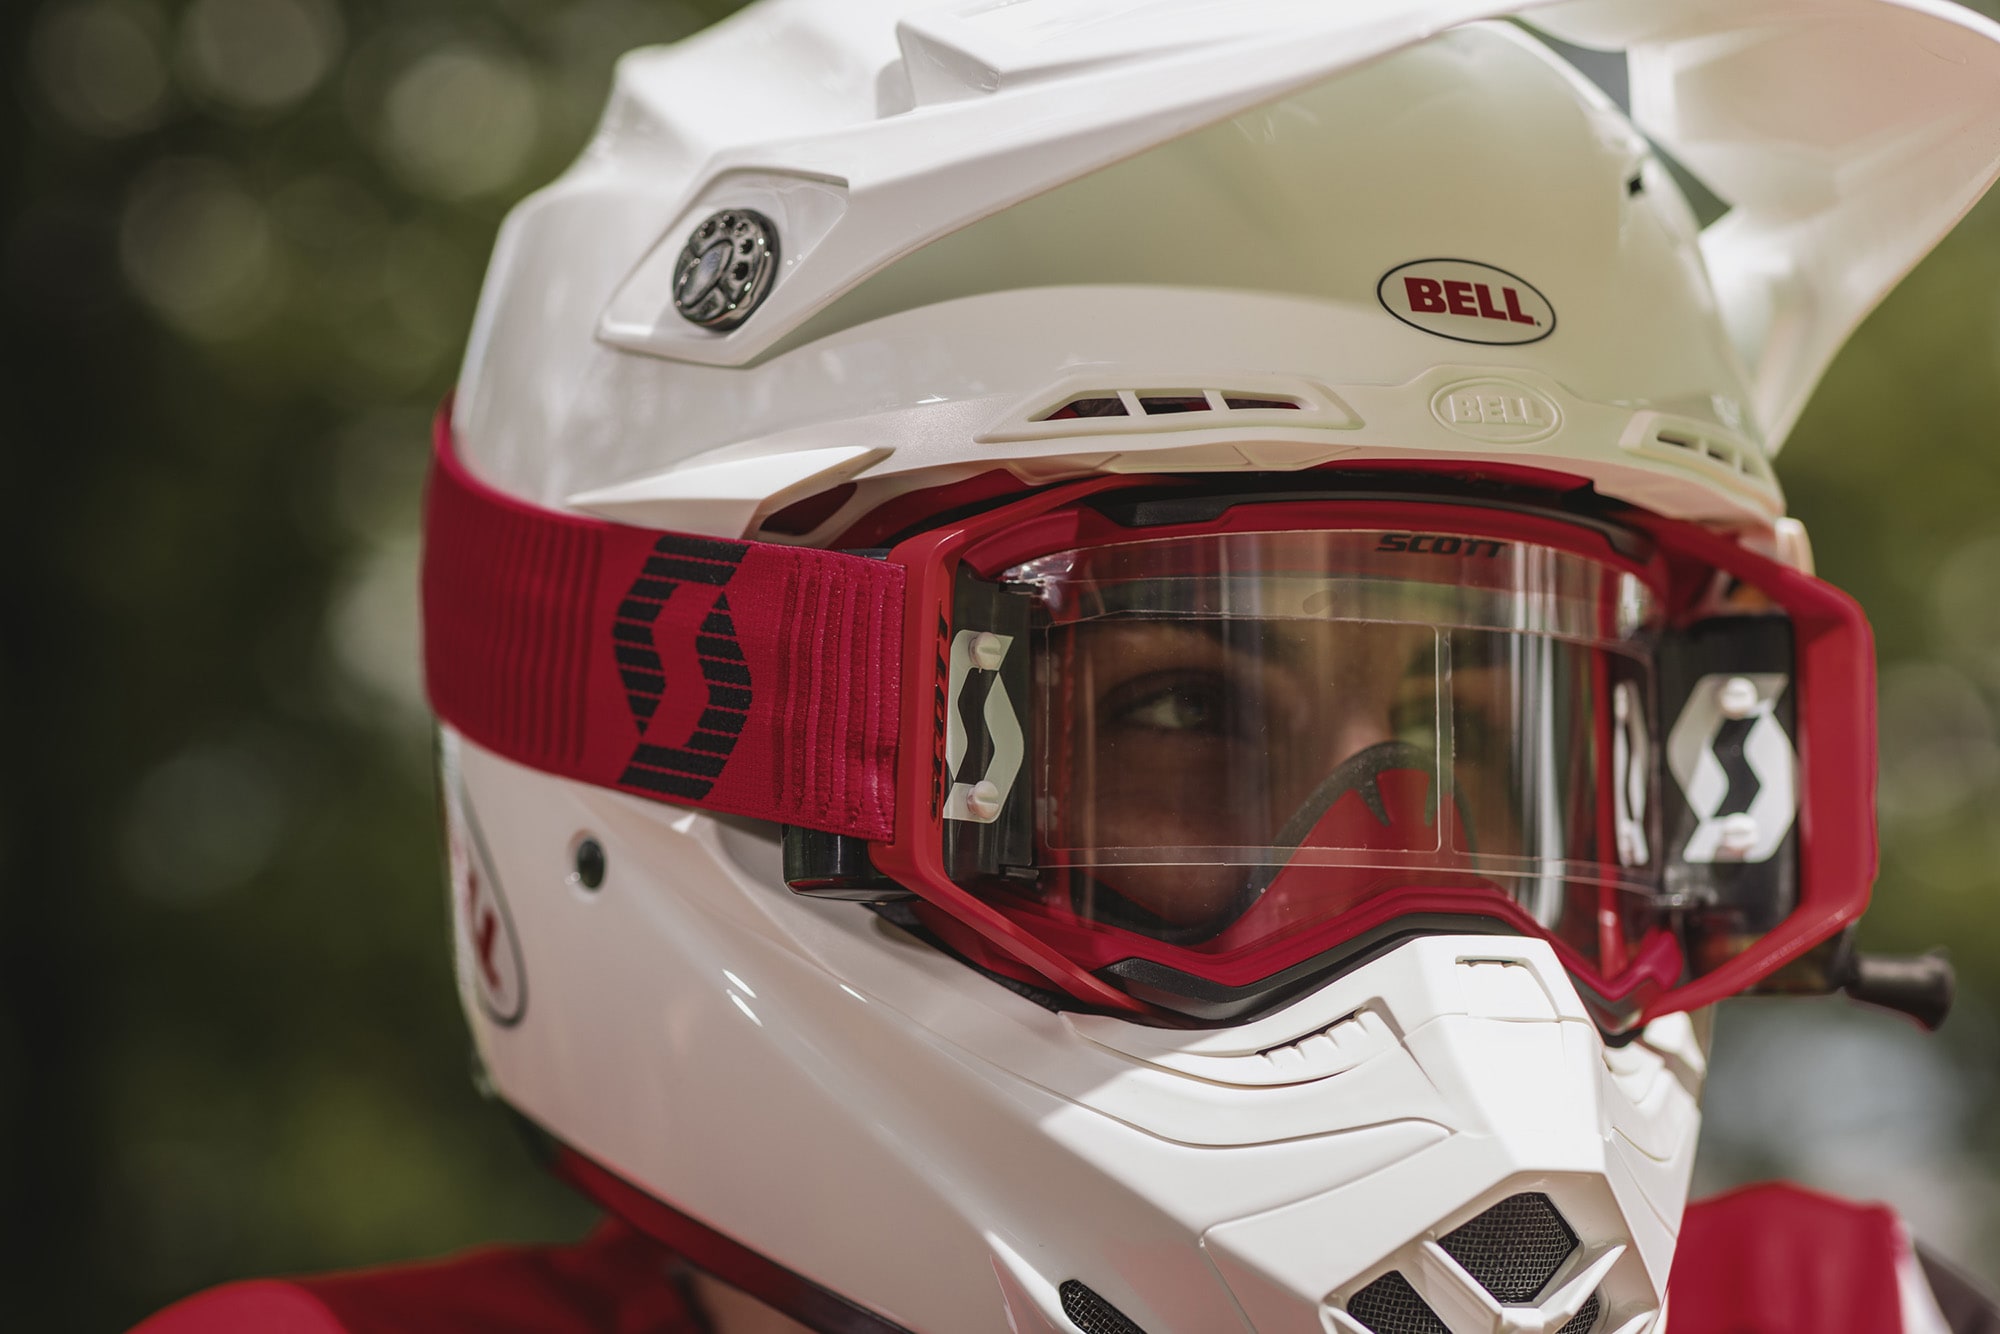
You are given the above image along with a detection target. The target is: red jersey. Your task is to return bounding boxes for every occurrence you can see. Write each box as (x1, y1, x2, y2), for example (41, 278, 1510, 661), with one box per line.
(134, 1182, 1996, 1334)
(131, 1219, 703, 1334)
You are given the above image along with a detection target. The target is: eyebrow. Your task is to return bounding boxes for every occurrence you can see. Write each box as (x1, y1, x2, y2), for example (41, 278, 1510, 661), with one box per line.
(1072, 617, 1336, 674)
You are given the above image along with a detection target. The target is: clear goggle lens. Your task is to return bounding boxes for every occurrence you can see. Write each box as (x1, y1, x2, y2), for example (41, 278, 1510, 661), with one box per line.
(992, 529, 1667, 981)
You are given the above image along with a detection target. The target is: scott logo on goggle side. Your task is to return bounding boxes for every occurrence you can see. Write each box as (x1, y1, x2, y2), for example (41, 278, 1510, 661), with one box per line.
(1377, 259, 1556, 345)
(930, 611, 952, 822)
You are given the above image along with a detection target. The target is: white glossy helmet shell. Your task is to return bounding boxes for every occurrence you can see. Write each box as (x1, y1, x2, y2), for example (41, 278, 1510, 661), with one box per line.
(439, 2, 2000, 1330)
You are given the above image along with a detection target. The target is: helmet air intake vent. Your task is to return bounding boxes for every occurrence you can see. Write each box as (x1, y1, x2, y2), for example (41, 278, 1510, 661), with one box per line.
(1343, 1195, 1605, 1333)
(1043, 395, 1129, 420)
(1135, 394, 1210, 414)
(1638, 422, 1776, 489)
(1037, 389, 1305, 421)
(1558, 1291, 1605, 1333)
(985, 379, 1354, 446)
(1057, 1279, 1148, 1333)
(1655, 429, 1744, 473)
(1437, 1191, 1578, 1301)
(1343, 1273, 1604, 1334)
(1344, 1271, 1450, 1334)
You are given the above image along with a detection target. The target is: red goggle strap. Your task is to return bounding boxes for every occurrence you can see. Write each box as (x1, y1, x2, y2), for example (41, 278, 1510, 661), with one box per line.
(422, 412, 905, 840)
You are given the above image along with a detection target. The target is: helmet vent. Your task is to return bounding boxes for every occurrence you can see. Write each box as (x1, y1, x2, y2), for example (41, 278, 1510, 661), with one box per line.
(1652, 428, 1759, 479)
(1438, 1191, 1579, 1301)
(1043, 396, 1130, 420)
(1057, 1279, 1147, 1333)
(1037, 389, 1304, 421)
(1559, 1291, 1605, 1333)
(1344, 1271, 1449, 1334)
(1345, 1269, 1603, 1334)
(1628, 416, 1778, 499)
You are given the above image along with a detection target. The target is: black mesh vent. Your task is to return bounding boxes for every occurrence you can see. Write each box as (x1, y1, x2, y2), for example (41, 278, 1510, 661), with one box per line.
(1558, 1291, 1604, 1334)
(1058, 1279, 1147, 1334)
(1043, 396, 1129, 420)
(1344, 1271, 1450, 1334)
(1036, 391, 1306, 421)
(1136, 394, 1210, 414)
(1437, 1192, 1579, 1302)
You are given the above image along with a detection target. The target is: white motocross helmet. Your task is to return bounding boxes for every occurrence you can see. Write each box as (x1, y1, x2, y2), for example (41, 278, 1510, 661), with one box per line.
(423, 2, 2000, 1331)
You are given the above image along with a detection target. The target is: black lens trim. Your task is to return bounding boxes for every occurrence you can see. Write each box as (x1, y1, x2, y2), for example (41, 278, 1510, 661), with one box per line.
(1085, 482, 1653, 561)
(1100, 915, 1524, 1022)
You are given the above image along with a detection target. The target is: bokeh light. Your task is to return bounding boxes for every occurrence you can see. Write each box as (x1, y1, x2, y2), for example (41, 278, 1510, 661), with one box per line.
(379, 44, 541, 200)
(118, 157, 281, 339)
(1877, 661, 2000, 831)
(1935, 531, 2000, 687)
(119, 737, 293, 905)
(30, 0, 172, 137)
(178, 0, 343, 114)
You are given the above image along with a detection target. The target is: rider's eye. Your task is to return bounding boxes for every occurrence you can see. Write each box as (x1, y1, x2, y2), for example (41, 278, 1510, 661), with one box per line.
(1104, 672, 1227, 734)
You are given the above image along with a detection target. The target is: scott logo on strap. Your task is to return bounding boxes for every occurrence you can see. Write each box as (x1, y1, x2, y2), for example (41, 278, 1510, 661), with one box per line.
(613, 534, 752, 802)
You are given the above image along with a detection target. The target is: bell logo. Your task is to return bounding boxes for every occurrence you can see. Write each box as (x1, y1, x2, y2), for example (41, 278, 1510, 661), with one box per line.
(1378, 259, 1556, 346)
(1429, 377, 1563, 444)
(446, 790, 526, 1027)
(1405, 277, 1538, 325)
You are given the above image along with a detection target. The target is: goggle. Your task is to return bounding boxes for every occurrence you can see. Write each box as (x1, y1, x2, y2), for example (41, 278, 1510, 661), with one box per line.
(423, 414, 1876, 1031)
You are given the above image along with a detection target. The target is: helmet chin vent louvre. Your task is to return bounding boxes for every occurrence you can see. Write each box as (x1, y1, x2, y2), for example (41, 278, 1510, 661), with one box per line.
(1057, 1279, 1148, 1333)
(1344, 1271, 1449, 1334)
(1437, 1192, 1578, 1301)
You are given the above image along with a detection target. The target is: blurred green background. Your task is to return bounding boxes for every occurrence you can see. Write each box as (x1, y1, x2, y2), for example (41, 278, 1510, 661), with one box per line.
(2, 2, 1997, 1329)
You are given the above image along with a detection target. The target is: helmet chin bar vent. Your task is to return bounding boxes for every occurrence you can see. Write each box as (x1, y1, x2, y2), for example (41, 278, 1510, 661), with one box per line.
(1439, 1193, 1579, 1302)
(1059, 1279, 1149, 1334)
(1345, 1194, 1604, 1334)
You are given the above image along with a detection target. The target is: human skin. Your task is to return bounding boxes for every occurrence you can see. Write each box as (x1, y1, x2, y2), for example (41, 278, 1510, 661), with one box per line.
(1054, 617, 1422, 925)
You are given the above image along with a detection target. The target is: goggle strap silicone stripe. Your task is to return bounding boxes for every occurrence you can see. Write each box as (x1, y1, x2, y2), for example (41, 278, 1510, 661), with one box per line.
(422, 411, 905, 840)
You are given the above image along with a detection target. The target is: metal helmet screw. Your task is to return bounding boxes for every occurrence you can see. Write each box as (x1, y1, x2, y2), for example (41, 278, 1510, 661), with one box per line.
(674, 209, 780, 331)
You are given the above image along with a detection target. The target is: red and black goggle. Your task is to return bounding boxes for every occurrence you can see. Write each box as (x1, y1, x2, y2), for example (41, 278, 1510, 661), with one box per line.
(422, 412, 1877, 1031)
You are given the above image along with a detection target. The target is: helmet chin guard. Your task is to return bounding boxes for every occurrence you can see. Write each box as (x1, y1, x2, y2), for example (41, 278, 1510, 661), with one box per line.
(429, 0, 2000, 1329)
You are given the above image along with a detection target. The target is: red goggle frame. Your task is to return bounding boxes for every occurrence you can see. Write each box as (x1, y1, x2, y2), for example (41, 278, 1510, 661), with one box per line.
(423, 411, 1877, 1028)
